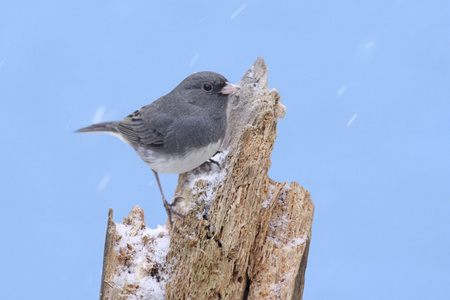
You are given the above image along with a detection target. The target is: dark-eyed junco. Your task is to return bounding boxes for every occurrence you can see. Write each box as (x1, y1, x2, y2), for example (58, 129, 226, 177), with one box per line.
(76, 72, 239, 226)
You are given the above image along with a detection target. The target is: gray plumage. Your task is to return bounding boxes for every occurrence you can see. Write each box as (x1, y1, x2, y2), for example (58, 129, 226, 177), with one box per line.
(76, 71, 239, 226)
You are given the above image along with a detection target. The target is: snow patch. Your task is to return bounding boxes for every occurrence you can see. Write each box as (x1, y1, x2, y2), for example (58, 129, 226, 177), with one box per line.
(277, 184, 291, 205)
(186, 150, 228, 217)
(267, 216, 308, 248)
(112, 222, 170, 299)
(267, 214, 289, 246)
(285, 236, 307, 247)
(265, 184, 307, 248)
(263, 182, 291, 209)
(262, 183, 275, 208)
(270, 273, 291, 298)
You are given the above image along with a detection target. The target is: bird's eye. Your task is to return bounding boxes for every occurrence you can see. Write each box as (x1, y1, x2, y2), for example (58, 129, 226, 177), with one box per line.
(202, 83, 213, 92)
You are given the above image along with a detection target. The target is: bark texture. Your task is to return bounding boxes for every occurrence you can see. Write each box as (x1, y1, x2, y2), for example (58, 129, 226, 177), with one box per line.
(99, 58, 314, 300)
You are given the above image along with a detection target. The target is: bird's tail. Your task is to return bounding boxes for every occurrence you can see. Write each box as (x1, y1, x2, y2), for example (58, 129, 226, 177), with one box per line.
(75, 121, 120, 134)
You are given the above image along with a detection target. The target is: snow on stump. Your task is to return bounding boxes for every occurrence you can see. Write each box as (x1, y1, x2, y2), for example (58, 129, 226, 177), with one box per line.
(100, 207, 170, 299)
(99, 58, 314, 300)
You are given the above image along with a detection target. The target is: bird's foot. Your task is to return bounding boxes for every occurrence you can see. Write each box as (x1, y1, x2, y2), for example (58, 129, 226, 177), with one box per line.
(163, 197, 185, 228)
(201, 151, 223, 170)
(169, 196, 184, 208)
(207, 158, 221, 169)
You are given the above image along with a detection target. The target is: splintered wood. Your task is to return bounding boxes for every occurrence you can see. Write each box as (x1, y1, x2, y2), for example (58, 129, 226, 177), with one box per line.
(100, 207, 170, 299)
(99, 58, 314, 300)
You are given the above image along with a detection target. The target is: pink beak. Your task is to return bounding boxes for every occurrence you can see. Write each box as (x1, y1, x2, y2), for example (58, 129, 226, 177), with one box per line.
(220, 82, 240, 95)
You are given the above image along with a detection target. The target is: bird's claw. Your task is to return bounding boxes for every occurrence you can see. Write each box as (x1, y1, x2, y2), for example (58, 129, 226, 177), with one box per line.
(168, 196, 184, 207)
(202, 151, 223, 169)
(207, 158, 221, 169)
(163, 197, 185, 227)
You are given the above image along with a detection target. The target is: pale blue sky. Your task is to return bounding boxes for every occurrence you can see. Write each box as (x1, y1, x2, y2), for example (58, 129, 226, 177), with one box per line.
(1, 1, 449, 299)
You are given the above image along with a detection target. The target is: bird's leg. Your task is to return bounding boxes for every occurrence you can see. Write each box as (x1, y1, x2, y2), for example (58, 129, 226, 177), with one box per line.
(152, 170, 185, 227)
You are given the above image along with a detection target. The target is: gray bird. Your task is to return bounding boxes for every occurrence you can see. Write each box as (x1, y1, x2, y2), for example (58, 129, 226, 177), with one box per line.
(76, 72, 239, 226)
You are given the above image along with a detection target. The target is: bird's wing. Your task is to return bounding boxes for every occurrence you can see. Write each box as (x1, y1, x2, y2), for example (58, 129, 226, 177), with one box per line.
(117, 109, 168, 146)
